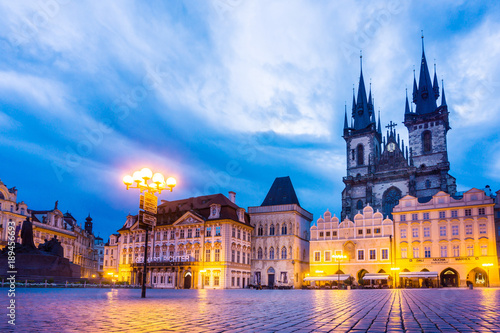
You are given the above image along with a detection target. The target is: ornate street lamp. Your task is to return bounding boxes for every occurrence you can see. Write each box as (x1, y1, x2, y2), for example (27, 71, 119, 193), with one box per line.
(482, 263, 493, 288)
(332, 254, 347, 288)
(123, 168, 176, 298)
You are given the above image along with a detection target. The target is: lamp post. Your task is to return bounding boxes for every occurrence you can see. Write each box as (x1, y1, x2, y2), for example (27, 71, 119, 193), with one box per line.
(332, 254, 347, 289)
(123, 168, 176, 298)
(482, 263, 493, 287)
(391, 267, 400, 289)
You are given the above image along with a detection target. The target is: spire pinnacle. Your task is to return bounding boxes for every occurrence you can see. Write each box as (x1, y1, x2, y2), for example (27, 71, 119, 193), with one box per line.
(441, 79, 447, 106)
(377, 110, 381, 134)
(433, 63, 439, 99)
(344, 103, 349, 130)
(405, 88, 411, 114)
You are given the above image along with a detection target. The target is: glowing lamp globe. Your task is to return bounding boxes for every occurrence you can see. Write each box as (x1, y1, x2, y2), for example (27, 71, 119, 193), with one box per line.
(152, 173, 165, 184)
(133, 171, 143, 183)
(141, 168, 153, 180)
(123, 175, 133, 186)
(166, 177, 177, 190)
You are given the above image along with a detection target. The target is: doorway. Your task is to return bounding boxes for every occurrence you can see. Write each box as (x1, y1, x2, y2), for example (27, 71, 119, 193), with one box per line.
(184, 272, 192, 289)
(267, 267, 275, 288)
(440, 268, 459, 287)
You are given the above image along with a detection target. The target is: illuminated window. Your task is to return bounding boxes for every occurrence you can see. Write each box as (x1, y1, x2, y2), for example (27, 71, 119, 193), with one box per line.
(440, 226, 446, 237)
(452, 225, 459, 236)
(381, 249, 388, 260)
(195, 228, 200, 238)
(400, 229, 406, 239)
(205, 249, 211, 262)
(215, 249, 220, 262)
(412, 247, 419, 258)
(424, 227, 430, 238)
(479, 224, 487, 234)
(187, 229, 192, 238)
(214, 276, 219, 286)
(453, 245, 459, 257)
(369, 249, 376, 260)
(314, 251, 320, 262)
(440, 246, 447, 257)
(467, 245, 474, 256)
(333, 231, 337, 236)
(206, 227, 212, 237)
(195, 249, 199, 261)
(325, 251, 331, 262)
(412, 228, 419, 238)
(481, 245, 488, 256)
(374, 228, 380, 234)
(215, 226, 221, 236)
(466, 224, 473, 235)
(204, 274, 210, 286)
(366, 229, 371, 235)
(401, 248, 407, 259)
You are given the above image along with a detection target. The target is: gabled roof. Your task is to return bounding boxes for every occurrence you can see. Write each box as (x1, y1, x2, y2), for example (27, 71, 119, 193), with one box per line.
(261, 176, 300, 207)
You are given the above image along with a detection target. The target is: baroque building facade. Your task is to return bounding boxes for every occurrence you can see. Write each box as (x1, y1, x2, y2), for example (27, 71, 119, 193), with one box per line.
(248, 177, 313, 288)
(392, 189, 499, 287)
(341, 39, 456, 220)
(114, 193, 253, 289)
(0, 179, 29, 248)
(309, 205, 394, 286)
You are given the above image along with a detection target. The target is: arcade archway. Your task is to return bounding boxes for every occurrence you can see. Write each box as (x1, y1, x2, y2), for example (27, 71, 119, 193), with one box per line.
(467, 267, 488, 287)
(440, 268, 459, 287)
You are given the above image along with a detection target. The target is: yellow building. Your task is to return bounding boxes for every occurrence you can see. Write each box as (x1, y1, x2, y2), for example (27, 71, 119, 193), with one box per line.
(115, 193, 253, 289)
(0, 179, 29, 248)
(309, 205, 394, 287)
(392, 189, 499, 288)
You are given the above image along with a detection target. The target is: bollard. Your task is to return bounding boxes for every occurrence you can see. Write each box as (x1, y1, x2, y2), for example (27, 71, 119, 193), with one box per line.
(84, 281, 86, 288)
(65, 281, 68, 288)
(45, 280, 47, 288)
(469, 284, 473, 290)
(25, 279, 28, 288)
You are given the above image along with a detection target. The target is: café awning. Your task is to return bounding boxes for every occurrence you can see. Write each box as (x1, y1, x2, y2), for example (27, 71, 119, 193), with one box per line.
(304, 274, 350, 282)
(363, 273, 389, 280)
(399, 271, 438, 279)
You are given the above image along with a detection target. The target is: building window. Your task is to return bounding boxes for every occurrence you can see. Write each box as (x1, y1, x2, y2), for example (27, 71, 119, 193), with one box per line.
(422, 130, 432, 153)
(466, 224, 473, 235)
(232, 228, 236, 237)
(374, 228, 380, 234)
(214, 276, 219, 286)
(424, 246, 431, 258)
(257, 248, 263, 260)
(358, 229, 363, 235)
(214, 249, 220, 262)
(439, 211, 446, 219)
(205, 249, 211, 262)
(400, 229, 406, 239)
(358, 250, 364, 260)
(319, 232, 324, 237)
(401, 248, 407, 259)
(413, 247, 419, 258)
(400, 215, 406, 222)
(440, 246, 447, 257)
(170, 231, 175, 240)
(425, 180, 431, 189)
(412, 228, 419, 238)
(325, 251, 331, 262)
(451, 210, 458, 218)
(423, 227, 430, 238)
(479, 224, 487, 234)
(281, 224, 287, 235)
(195, 249, 200, 261)
(423, 212, 429, 220)
(453, 245, 459, 257)
(195, 228, 200, 238)
(366, 229, 371, 235)
(237, 229, 241, 239)
(269, 224, 275, 236)
(467, 245, 474, 256)
(478, 208, 485, 215)
(187, 229, 192, 238)
(452, 225, 459, 236)
(269, 247, 274, 260)
(481, 245, 488, 256)
(356, 200, 363, 210)
(215, 226, 221, 236)
(439, 226, 447, 237)
(242, 252, 246, 264)
(180, 230, 185, 239)
(412, 214, 418, 221)
(333, 231, 337, 237)
(313, 251, 320, 262)
(204, 275, 210, 286)
(281, 247, 287, 259)
(237, 251, 240, 263)
(206, 227, 212, 237)
(326, 231, 331, 237)
(280, 272, 288, 284)
(369, 249, 376, 260)
(465, 209, 472, 217)
(357, 144, 364, 165)
(381, 249, 388, 260)
(257, 225, 263, 236)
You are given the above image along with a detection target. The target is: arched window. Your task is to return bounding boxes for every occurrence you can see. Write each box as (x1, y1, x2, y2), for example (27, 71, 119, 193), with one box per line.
(269, 247, 275, 260)
(257, 248, 263, 260)
(258, 225, 263, 236)
(382, 187, 402, 219)
(356, 200, 363, 210)
(269, 224, 275, 236)
(281, 224, 287, 235)
(422, 130, 432, 153)
(425, 180, 431, 189)
(281, 247, 287, 259)
(276, 223, 280, 235)
(357, 144, 364, 165)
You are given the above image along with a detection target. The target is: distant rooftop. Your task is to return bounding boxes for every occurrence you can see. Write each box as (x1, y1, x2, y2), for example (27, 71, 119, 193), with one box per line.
(261, 176, 300, 207)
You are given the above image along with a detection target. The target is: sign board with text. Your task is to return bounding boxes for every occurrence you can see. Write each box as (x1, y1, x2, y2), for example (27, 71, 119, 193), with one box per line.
(139, 210, 157, 227)
(140, 192, 158, 214)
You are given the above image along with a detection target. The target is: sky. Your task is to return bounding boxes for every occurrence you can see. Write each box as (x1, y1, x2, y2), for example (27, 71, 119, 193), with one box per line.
(1, 0, 500, 239)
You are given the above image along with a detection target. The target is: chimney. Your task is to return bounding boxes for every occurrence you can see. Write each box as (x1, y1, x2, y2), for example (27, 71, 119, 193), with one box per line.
(228, 191, 236, 203)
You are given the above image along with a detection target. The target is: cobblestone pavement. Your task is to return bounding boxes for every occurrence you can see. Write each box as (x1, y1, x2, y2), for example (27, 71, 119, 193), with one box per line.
(2, 288, 500, 332)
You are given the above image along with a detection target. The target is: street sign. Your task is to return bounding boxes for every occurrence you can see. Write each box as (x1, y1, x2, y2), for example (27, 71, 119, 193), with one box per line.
(139, 210, 157, 227)
(140, 192, 158, 214)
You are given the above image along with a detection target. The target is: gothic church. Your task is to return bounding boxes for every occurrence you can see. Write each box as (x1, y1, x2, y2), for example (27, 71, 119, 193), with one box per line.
(341, 38, 457, 220)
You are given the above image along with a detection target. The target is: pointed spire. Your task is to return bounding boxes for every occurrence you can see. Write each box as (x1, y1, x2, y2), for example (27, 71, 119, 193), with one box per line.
(353, 51, 371, 130)
(433, 63, 439, 99)
(415, 33, 438, 114)
(351, 86, 356, 116)
(344, 104, 349, 130)
(412, 68, 418, 103)
(441, 79, 447, 106)
(405, 88, 411, 114)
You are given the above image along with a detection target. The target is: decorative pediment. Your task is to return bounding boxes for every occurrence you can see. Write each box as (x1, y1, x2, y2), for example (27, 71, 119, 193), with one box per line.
(173, 211, 205, 226)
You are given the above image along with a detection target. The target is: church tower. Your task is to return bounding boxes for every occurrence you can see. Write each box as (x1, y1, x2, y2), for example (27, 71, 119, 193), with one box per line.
(341, 55, 382, 219)
(404, 36, 456, 197)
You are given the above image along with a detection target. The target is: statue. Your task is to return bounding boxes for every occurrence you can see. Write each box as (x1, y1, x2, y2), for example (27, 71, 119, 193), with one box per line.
(54, 200, 59, 210)
(38, 236, 64, 257)
(21, 217, 37, 250)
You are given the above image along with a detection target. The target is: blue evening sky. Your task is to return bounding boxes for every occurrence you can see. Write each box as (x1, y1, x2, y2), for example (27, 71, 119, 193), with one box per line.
(1, 1, 499, 239)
